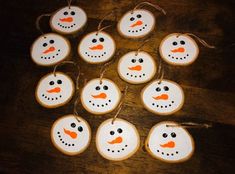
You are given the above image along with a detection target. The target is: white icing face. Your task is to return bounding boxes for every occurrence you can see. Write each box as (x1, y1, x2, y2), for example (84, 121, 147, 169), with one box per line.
(36, 72, 74, 108)
(118, 51, 156, 84)
(118, 9, 155, 38)
(159, 33, 199, 66)
(78, 31, 116, 64)
(51, 115, 91, 155)
(81, 78, 121, 114)
(141, 80, 184, 115)
(50, 6, 87, 34)
(31, 33, 70, 66)
(96, 118, 140, 161)
(146, 121, 194, 162)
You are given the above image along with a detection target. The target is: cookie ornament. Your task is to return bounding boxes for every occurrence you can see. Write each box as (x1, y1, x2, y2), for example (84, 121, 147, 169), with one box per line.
(51, 115, 91, 155)
(145, 121, 195, 163)
(96, 87, 140, 161)
(159, 33, 215, 66)
(35, 61, 77, 108)
(50, 0, 87, 35)
(78, 12, 116, 64)
(118, 41, 157, 84)
(117, 2, 166, 39)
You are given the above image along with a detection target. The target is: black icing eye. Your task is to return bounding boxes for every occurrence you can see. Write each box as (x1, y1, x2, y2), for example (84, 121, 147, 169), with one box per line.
(137, 14, 142, 18)
(57, 80, 62, 84)
(49, 81, 54, 85)
(130, 17, 135, 21)
(92, 39, 97, 43)
(49, 40, 54, 44)
(95, 86, 100, 90)
(71, 123, 76, 128)
(99, 37, 104, 42)
(70, 11, 75, 15)
(139, 58, 143, 63)
(180, 40, 185, 45)
(164, 86, 169, 91)
(103, 85, 108, 90)
(110, 131, 115, 135)
(43, 43, 47, 47)
(156, 87, 161, 92)
(117, 128, 123, 133)
(131, 59, 136, 63)
(171, 132, 176, 138)
(172, 41, 178, 46)
(64, 11, 68, 15)
(162, 133, 168, 138)
(78, 126, 83, 132)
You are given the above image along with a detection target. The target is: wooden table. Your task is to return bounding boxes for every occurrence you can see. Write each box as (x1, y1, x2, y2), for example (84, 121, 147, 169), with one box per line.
(1, 0, 235, 173)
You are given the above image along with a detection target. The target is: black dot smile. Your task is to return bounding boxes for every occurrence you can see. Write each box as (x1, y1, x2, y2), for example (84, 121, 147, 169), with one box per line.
(41, 93, 62, 101)
(88, 99, 112, 108)
(107, 144, 128, 153)
(85, 51, 106, 58)
(57, 131, 75, 147)
(128, 24, 148, 33)
(57, 22, 76, 29)
(156, 148, 179, 157)
(40, 49, 61, 60)
(126, 72, 146, 78)
(152, 100, 175, 108)
(168, 53, 189, 60)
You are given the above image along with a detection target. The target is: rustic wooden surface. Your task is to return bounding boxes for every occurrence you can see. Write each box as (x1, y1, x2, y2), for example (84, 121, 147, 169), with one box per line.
(1, 0, 235, 173)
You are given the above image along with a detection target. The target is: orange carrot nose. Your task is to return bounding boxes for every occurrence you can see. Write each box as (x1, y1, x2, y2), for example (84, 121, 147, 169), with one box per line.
(47, 87, 61, 93)
(108, 136, 123, 144)
(43, 46, 55, 54)
(130, 20, 143, 27)
(160, 141, 175, 148)
(59, 17, 73, 22)
(63, 128, 77, 139)
(171, 47, 185, 53)
(91, 92, 107, 99)
(128, 65, 142, 71)
(89, 44, 104, 50)
(152, 94, 169, 100)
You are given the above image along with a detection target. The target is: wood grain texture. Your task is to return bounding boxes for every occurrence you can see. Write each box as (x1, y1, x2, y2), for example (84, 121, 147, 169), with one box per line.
(0, 0, 235, 173)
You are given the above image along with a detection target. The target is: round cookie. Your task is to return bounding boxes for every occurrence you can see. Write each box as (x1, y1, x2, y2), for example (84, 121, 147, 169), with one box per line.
(50, 6, 87, 35)
(159, 33, 199, 66)
(81, 78, 121, 115)
(118, 51, 156, 84)
(96, 118, 140, 161)
(78, 31, 116, 64)
(141, 79, 184, 115)
(145, 121, 194, 163)
(51, 115, 91, 155)
(117, 9, 155, 39)
(35, 72, 74, 108)
(31, 33, 71, 66)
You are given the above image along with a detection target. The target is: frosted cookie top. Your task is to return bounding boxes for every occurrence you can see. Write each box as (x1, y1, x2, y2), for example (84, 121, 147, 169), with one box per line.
(50, 6, 87, 34)
(35, 72, 74, 108)
(96, 118, 140, 161)
(118, 9, 155, 38)
(31, 33, 70, 66)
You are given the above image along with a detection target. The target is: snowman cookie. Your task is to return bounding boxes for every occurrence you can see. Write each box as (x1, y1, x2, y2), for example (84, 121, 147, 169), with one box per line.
(145, 121, 194, 163)
(31, 33, 71, 66)
(51, 115, 91, 155)
(35, 72, 74, 108)
(81, 78, 121, 114)
(50, 6, 87, 35)
(78, 31, 116, 64)
(96, 118, 140, 161)
(141, 80, 184, 115)
(159, 33, 199, 66)
(118, 51, 156, 84)
(117, 9, 155, 39)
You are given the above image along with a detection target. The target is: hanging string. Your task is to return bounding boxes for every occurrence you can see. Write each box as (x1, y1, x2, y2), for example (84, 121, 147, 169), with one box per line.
(36, 14, 51, 37)
(132, 1, 166, 15)
(53, 61, 77, 76)
(166, 122, 212, 128)
(96, 10, 116, 35)
(177, 33, 215, 49)
(111, 86, 129, 124)
(135, 38, 151, 56)
(67, 0, 72, 9)
(99, 51, 120, 84)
